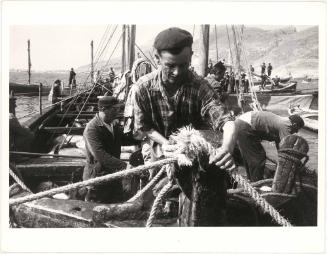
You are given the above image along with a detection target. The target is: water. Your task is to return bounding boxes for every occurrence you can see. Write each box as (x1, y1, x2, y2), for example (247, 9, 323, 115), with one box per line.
(16, 95, 51, 123)
(13, 75, 319, 172)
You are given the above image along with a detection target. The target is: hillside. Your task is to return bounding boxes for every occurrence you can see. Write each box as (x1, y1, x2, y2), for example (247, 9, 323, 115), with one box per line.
(54, 26, 320, 78)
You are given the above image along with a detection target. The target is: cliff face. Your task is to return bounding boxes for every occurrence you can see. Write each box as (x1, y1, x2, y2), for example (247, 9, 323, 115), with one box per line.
(77, 26, 318, 78)
(202, 26, 318, 78)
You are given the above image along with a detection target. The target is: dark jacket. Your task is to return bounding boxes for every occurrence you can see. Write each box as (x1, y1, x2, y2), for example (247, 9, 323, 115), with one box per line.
(83, 114, 127, 180)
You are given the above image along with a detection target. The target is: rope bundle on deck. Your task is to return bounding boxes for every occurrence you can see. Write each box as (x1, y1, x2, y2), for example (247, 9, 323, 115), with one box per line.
(10, 126, 293, 227)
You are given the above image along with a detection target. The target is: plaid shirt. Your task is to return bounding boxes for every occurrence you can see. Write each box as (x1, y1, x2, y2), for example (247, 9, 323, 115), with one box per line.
(133, 68, 234, 139)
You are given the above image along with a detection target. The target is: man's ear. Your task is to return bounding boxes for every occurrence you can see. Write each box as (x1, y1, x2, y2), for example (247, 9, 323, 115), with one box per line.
(154, 49, 161, 65)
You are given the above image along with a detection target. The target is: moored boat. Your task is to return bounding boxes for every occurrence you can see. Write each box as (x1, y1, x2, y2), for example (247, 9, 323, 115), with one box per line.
(9, 25, 318, 228)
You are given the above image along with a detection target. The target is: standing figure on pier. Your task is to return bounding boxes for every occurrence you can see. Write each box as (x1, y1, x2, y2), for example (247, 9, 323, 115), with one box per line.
(267, 63, 273, 77)
(109, 67, 116, 83)
(48, 79, 62, 104)
(261, 62, 266, 75)
(69, 68, 76, 89)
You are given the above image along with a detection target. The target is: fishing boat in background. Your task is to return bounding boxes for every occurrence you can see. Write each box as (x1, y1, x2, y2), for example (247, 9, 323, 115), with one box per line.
(9, 24, 318, 228)
(252, 81, 297, 94)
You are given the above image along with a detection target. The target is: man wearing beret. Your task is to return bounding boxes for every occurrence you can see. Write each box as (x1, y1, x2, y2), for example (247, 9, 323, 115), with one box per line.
(133, 27, 237, 179)
(83, 96, 127, 202)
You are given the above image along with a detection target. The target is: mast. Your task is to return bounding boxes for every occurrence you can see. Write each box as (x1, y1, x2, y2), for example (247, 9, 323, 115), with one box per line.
(90, 40, 94, 84)
(121, 25, 126, 73)
(198, 25, 210, 77)
(128, 25, 136, 70)
(27, 39, 31, 85)
(215, 25, 219, 62)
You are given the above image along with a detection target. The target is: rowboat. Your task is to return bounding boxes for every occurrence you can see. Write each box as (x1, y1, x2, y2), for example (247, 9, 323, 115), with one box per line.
(252, 76, 292, 86)
(251, 81, 297, 94)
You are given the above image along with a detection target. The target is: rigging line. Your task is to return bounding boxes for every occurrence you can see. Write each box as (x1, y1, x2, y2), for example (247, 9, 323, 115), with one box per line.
(101, 28, 124, 71)
(57, 83, 100, 150)
(215, 25, 219, 62)
(148, 50, 158, 69)
(226, 25, 234, 68)
(94, 25, 113, 63)
(231, 25, 243, 102)
(17, 88, 91, 120)
(135, 43, 158, 69)
(226, 25, 240, 100)
(94, 25, 114, 65)
(94, 25, 111, 60)
(234, 25, 261, 111)
(49, 27, 119, 135)
(93, 25, 118, 69)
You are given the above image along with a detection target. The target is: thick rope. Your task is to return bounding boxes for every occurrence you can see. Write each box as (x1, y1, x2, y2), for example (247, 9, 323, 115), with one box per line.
(9, 157, 177, 207)
(169, 126, 292, 226)
(231, 173, 292, 226)
(128, 166, 166, 202)
(146, 180, 174, 227)
(9, 168, 32, 193)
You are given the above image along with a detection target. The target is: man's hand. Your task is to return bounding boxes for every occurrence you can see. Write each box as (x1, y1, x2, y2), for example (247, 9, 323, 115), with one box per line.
(209, 146, 236, 171)
(162, 141, 179, 158)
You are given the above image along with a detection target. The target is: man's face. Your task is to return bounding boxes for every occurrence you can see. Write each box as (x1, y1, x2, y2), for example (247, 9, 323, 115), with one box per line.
(157, 47, 192, 85)
(290, 123, 300, 134)
(100, 105, 121, 124)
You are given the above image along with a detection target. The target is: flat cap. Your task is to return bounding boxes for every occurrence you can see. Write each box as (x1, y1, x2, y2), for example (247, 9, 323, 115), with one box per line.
(98, 96, 123, 108)
(154, 27, 193, 51)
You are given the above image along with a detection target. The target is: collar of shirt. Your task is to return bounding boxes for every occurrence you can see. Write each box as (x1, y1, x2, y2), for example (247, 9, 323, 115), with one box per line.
(96, 114, 115, 136)
(159, 68, 193, 101)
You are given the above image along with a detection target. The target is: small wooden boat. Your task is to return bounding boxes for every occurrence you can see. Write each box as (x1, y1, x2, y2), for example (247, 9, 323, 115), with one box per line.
(8, 25, 317, 228)
(252, 81, 297, 94)
(9, 85, 318, 228)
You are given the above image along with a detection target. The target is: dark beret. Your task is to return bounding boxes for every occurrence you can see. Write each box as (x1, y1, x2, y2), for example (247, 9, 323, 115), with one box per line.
(154, 27, 193, 51)
(98, 96, 122, 108)
(289, 114, 304, 129)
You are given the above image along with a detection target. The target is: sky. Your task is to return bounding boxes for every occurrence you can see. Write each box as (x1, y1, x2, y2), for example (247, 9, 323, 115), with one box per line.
(9, 25, 313, 71)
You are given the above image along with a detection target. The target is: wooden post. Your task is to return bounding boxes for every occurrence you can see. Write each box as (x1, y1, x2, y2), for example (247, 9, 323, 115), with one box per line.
(39, 83, 42, 115)
(9, 90, 16, 116)
(128, 25, 136, 71)
(176, 154, 228, 226)
(121, 25, 126, 73)
(231, 25, 244, 112)
(215, 25, 219, 62)
(198, 25, 210, 77)
(90, 40, 94, 84)
(27, 39, 31, 85)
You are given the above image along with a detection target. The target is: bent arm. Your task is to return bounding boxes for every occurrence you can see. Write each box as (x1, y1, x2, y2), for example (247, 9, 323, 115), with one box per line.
(146, 129, 169, 145)
(84, 127, 126, 171)
(221, 120, 237, 153)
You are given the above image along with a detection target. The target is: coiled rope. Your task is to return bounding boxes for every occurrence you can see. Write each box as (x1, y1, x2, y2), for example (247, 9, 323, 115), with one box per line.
(128, 166, 166, 202)
(231, 173, 291, 226)
(9, 167, 32, 193)
(10, 126, 293, 226)
(169, 126, 292, 227)
(146, 180, 174, 227)
(9, 157, 177, 207)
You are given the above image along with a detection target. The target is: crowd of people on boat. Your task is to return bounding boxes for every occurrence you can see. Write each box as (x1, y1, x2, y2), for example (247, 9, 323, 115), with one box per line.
(79, 27, 304, 210)
(9, 27, 305, 217)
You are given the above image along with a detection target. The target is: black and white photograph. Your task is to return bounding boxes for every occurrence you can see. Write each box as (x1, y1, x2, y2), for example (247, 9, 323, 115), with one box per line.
(1, 1, 326, 253)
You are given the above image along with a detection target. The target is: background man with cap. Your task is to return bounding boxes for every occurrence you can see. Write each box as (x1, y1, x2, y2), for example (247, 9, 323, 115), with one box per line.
(83, 96, 127, 202)
(133, 27, 237, 178)
(234, 110, 304, 182)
